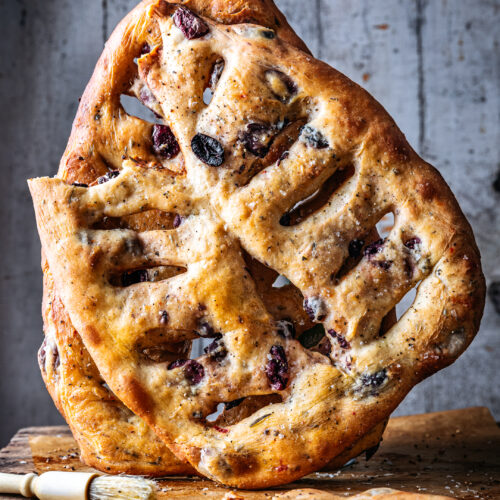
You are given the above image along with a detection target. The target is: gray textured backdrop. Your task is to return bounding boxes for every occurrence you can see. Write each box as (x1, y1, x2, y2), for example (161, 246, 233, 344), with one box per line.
(0, 0, 499, 448)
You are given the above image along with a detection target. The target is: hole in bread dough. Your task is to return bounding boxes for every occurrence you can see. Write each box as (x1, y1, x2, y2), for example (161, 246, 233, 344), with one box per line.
(279, 163, 355, 226)
(206, 394, 283, 428)
(376, 212, 395, 240)
(272, 275, 292, 288)
(240, 118, 307, 185)
(203, 87, 214, 105)
(109, 265, 186, 287)
(241, 251, 312, 334)
(120, 94, 163, 124)
(138, 337, 192, 362)
(91, 209, 179, 231)
(190, 337, 212, 358)
(206, 403, 225, 422)
(395, 283, 420, 321)
(203, 58, 224, 106)
(332, 214, 393, 283)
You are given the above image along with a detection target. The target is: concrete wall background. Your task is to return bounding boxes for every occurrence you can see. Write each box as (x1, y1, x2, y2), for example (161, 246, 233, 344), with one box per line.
(0, 0, 498, 447)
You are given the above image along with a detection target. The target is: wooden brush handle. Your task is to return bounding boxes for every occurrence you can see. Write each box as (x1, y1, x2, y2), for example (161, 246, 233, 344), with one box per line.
(0, 472, 37, 496)
(0, 471, 97, 499)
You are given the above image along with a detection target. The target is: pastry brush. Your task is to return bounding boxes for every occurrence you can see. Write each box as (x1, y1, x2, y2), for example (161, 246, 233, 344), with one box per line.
(0, 471, 156, 500)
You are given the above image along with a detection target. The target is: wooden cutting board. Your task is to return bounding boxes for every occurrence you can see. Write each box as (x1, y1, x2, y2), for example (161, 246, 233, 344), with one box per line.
(1, 407, 499, 499)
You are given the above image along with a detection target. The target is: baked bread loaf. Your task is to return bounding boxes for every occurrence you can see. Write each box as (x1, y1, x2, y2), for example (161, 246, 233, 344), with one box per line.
(35, 0, 389, 477)
(36, 0, 326, 477)
(30, 0, 485, 489)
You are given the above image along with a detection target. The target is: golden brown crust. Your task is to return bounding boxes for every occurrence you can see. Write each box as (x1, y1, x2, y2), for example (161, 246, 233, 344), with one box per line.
(41, 0, 319, 477)
(58, 0, 308, 183)
(30, 0, 485, 489)
(40, 259, 195, 476)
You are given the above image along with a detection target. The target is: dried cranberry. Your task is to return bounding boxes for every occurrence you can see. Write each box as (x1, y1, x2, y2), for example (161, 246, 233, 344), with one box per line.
(214, 425, 229, 434)
(364, 239, 384, 258)
(191, 133, 224, 166)
(152, 124, 180, 159)
(265, 345, 289, 391)
(348, 239, 365, 258)
(301, 125, 329, 149)
(361, 369, 387, 388)
(121, 269, 148, 287)
(303, 296, 327, 322)
(173, 7, 209, 40)
(159, 310, 169, 324)
(173, 214, 183, 228)
(225, 397, 244, 410)
(168, 359, 204, 384)
(168, 359, 188, 370)
(197, 322, 218, 338)
(97, 170, 120, 184)
(240, 123, 273, 158)
(328, 329, 350, 350)
(276, 319, 295, 338)
(209, 59, 225, 92)
(404, 237, 421, 250)
(184, 360, 205, 385)
(72, 182, 88, 188)
(298, 324, 325, 349)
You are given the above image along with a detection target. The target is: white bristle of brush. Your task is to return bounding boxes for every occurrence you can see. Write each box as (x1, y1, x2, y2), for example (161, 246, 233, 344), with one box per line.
(0, 471, 156, 500)
(89, 475, 156, 500)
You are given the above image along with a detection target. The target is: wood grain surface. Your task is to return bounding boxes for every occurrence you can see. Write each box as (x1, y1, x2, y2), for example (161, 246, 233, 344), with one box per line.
(1, 407, 499, 499)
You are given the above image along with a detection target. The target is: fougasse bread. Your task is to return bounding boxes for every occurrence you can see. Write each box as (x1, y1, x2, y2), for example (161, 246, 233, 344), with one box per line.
(29, 0, 485, 488)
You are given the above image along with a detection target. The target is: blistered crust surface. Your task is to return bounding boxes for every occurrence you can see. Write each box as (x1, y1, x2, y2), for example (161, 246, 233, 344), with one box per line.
(30, 0, 485, 489)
